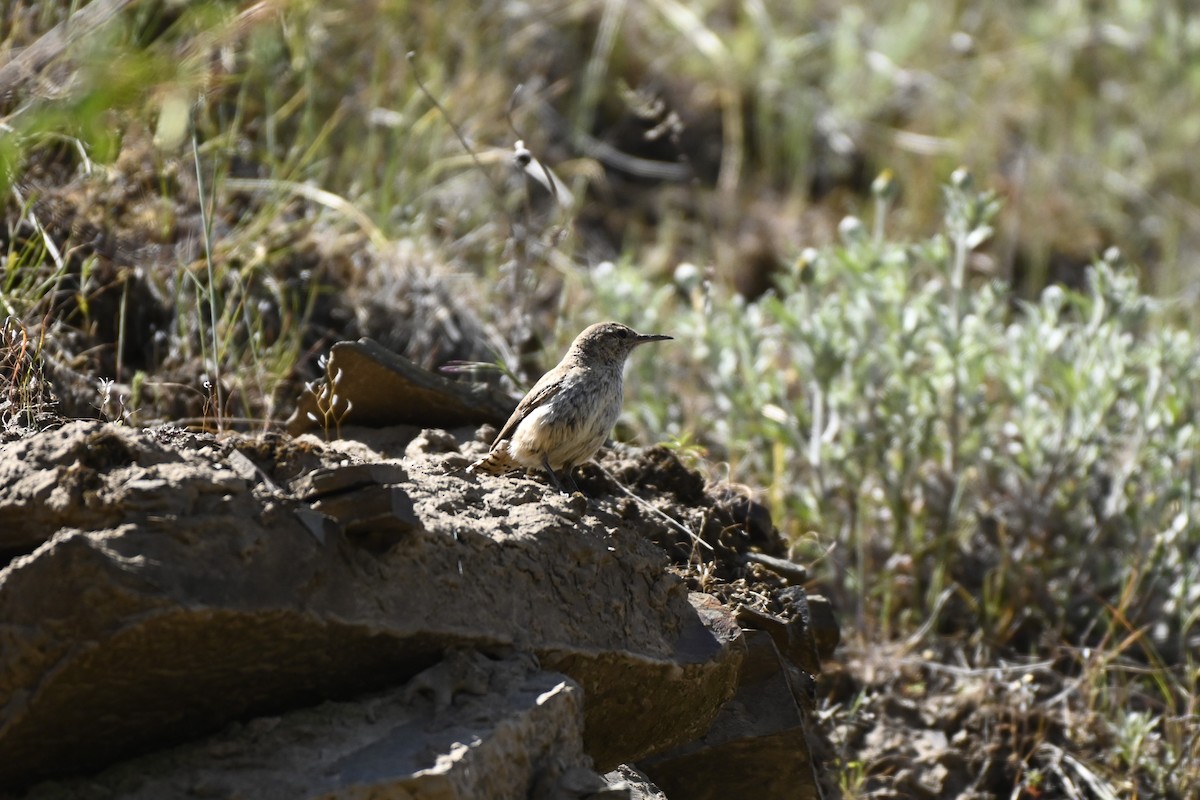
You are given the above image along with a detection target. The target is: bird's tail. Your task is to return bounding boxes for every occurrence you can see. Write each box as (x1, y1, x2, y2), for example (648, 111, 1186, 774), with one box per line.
(467, 446, 521, 476)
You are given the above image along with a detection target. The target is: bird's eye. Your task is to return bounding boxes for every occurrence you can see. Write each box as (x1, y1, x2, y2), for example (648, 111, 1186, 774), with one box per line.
(617, 328, 628, 338)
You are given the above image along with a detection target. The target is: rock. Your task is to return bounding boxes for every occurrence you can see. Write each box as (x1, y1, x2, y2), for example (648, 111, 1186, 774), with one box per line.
(602, 765, 668, 800)
(287, 461, 410, 499)
(548, 593, 743, 771)
(0, 422, 204, 558)
(0, 422, 343, 560)
(25, 653, 594, 800)
(293, 463, 421, 551)
(804, 593, 841, 662)
(737, 592, 824, 679)
(637, 628, 824, 800)
(0, 420, 744, 790)
(285, 338, 515, 435)
(742, 551, 808, 584)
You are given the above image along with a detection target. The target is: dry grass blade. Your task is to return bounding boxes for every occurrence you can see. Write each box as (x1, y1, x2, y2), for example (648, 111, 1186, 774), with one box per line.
(1040, 743, 1122, 800)
(0, 0, 138, 95)
(223, 178, 388, 251)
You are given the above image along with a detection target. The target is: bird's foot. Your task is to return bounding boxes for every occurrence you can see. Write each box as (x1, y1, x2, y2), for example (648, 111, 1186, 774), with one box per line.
(542, 460, 588, 498)
(541, 459, 569, 495)
(562, 468, 584, 496)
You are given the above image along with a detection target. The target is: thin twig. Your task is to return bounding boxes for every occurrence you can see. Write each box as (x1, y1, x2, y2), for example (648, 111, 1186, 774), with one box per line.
(407, 51, 507, 205)
(505, 84, 525, 141)
(407, 51, 529, 308)
(596, 463, 714, 551)
(192, 129, 223, 431)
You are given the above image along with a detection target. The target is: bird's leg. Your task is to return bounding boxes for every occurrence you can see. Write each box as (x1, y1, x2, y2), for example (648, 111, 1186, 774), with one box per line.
(562, 465, 582, 495)
(541, 456, 568, 494)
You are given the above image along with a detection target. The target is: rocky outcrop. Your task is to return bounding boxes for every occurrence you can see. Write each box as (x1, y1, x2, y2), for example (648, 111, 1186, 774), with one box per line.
(0, 413, 836, 797)
(25, 654, 589, 800)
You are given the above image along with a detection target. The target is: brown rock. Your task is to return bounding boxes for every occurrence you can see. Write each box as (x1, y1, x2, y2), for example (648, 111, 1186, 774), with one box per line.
(25, 653, 594, 800)
(285, 338, 515, 435)
(805, 593, 841, 662)
(0, 422, 215, 558)
(637, 629, 824, 800)
(0, 420, 742, 790)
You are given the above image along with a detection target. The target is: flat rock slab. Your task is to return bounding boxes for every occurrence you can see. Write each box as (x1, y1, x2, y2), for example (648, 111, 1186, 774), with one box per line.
(25, 654, 592, 800)
(285, 338, 515, 435)
(0, 421, 742, 789)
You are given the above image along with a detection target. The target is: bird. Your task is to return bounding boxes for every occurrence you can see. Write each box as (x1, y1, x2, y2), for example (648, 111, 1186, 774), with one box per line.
(469, 321, 672, 493)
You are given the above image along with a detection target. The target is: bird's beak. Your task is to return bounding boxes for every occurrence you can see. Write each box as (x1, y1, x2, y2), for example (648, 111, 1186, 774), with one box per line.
(634, 332, 672, 345)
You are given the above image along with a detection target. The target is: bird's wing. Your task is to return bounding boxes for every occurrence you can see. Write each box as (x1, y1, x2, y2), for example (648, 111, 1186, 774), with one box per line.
(490, 371, 566, 447)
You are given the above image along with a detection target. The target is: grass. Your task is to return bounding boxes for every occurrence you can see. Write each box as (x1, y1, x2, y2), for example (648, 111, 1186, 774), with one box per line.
(2, 0, 1199, 795)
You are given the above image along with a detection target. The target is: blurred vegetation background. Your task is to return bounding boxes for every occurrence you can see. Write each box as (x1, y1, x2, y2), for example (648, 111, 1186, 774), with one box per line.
(2, 0, 1198, 796)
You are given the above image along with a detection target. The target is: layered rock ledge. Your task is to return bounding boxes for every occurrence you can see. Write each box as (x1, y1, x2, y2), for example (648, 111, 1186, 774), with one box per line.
(1, 413, 836, 798)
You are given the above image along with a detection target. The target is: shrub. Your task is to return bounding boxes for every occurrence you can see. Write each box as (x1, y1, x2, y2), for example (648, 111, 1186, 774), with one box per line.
(586, 175, 1199, 664)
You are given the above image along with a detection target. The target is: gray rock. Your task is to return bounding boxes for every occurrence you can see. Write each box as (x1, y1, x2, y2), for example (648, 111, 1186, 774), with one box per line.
(603, 765, 667, 800)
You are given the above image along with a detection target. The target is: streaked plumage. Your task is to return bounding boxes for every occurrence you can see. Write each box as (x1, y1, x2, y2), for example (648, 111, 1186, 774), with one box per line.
(469, 321, 671, 492)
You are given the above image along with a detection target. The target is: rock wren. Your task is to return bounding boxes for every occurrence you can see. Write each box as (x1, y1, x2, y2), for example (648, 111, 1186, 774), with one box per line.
(469, 321, 671, 493)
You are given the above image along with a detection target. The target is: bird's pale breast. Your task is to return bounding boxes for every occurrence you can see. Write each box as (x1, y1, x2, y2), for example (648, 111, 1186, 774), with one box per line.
(506, 367, 623, 470)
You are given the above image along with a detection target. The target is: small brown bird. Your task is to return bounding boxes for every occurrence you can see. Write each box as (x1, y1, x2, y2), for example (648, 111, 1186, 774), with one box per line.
(469, 321, 672, 493)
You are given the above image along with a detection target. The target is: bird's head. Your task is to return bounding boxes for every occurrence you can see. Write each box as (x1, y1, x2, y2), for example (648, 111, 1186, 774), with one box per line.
(568, 321, 672, 364)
